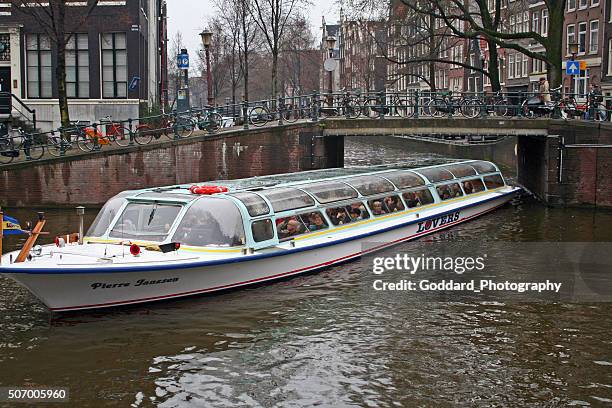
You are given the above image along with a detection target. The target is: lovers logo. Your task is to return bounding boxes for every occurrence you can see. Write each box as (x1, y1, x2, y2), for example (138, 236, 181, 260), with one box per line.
(416, 211, 460, 233)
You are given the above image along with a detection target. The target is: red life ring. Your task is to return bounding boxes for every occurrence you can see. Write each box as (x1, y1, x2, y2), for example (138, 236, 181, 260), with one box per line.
(189, 185, 228, 195)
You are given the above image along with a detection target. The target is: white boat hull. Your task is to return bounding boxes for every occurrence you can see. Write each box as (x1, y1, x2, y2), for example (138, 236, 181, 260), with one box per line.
(2, 190, 517, 311)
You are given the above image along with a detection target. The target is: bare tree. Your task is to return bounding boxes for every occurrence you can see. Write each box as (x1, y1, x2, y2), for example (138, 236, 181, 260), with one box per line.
(410, 0, 565, 87)
(279, 14, 318, 95)
(249, 0, 305, 97)
(10, 0, 99, 127)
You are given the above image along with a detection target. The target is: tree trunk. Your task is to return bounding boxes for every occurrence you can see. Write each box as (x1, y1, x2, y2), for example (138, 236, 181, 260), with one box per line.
(546, 1, 565, 88)
(56, 2, 70, 128)
(487, 40, 501, 92)
(271, 50, 278, 98)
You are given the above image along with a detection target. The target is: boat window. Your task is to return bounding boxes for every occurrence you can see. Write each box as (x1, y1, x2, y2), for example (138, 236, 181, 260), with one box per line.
(346, 202, 370, 221)
(300, 182, 358, 203)
(462, 178, 486, 195)
(470, 161, 497, 174)
(110, 202, 182, 242)
(345, 175, 396, 196)
(326, 206, 352, 226)
(402, 188, 435, 208)
(444, 164, 477, 178)
(483, 174, 505, 189)
(417, 167, 455, 182)
(86, 192, 130, 237)
(381, 171, 425, 189)
(228, 192, 270, 216)
(260, 188, 315, 213)
(276, 216, 308, 240)
(436, 183, 464, 201)
(252, 219, 274, 242)
(299, 211, 328, 232)
(171, 198, 245, 246)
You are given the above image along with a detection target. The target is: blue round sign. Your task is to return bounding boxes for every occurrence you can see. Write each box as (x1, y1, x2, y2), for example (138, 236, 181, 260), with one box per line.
(177, 53, 189, 69)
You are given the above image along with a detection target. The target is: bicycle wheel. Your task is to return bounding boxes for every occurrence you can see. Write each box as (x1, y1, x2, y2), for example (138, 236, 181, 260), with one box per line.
(46, 133, 64, 157)
(207, 113, 223, 132)
(492, 99, 509, 117)
(112, 127, 132, 147)
(283, 106, 299, 123)
(134, 124, 154, 145)
(395, 98, 415, 118)
(25, 140, 45, 160)
(249, 106, 270, 127)
(361, 98, 380, 118)
(175, 117, 195, 138)
(426, 99, 446, 117)
(77, 132, 95, 152)
(0, 138, 15, 164)
(461, 99, 481, 118)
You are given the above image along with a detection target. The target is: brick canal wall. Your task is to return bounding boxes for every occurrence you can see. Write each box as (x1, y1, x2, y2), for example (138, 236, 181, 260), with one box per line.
(0, 122, 339, 208)
(518, 121, 612, 208)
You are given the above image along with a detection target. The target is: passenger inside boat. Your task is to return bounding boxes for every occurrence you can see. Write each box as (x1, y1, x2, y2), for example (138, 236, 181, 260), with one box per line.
(384, 195, 405, 212)
(369, 200, 387, 216)
(347, 202, 369, 220)
(302, 212, 328, 231)
(326, 207, 351, 225)
(277, 217, 306, 239)
(462, 179, 485, 195)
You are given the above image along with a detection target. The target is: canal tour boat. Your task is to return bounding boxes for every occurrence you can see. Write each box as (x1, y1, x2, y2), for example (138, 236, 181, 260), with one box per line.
(0, 160, 520, 312)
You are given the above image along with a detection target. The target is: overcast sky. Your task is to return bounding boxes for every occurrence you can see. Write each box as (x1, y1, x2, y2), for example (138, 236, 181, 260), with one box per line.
(166, 0, 340, 57)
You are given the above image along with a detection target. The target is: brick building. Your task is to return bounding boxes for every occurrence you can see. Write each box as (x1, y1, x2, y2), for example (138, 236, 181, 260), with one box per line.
(0, 0, 167, 131)
(321, 0, 612, 105)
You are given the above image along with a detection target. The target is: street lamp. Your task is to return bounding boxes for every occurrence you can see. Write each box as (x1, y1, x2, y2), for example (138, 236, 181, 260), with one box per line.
(200, 29, 213, 106)
(325, 35, 336, 105)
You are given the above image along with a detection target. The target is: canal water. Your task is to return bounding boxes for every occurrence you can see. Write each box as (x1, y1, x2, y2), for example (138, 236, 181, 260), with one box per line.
(1, 136, 611, 407)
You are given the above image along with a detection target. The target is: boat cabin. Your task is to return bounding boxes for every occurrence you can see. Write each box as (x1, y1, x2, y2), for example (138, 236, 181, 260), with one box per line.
(84, 160, 507, 250)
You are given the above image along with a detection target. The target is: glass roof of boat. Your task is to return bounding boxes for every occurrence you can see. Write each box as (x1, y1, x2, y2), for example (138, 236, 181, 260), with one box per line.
(129, 159, 500, 201)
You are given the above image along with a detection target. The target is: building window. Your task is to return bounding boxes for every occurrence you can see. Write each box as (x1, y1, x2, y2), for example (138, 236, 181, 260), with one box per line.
(523, 11, 529, 32)
(578, 22, 587, 54)
(541, 10, 548, 36)
(591, 0, 599, 6)
(522, 54, 528, 77)
(508, 54, 514, 79)
(0, 34, 9, 62)
(26, 34, 52, 98)
(568, 0, 576, 10)
(609, 39, 612, 76)
(101, 32, 127, 98)
(579, 0, 587, 8)
(574, 68, 589, 96)
(589, 20, 598, 53)
(567, 24, 576, 55)
(66, 34, 89, 98)
(532, 12, 539, 33)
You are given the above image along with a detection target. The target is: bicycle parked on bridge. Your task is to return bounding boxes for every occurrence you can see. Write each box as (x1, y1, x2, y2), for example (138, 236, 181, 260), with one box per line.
(0, 127, 45, 164)
(74, 116, 131, 151)
(425, 91, 481, 118)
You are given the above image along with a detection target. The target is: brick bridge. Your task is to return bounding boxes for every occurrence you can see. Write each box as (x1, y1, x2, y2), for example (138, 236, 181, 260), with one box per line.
(0, 118, 610, 208)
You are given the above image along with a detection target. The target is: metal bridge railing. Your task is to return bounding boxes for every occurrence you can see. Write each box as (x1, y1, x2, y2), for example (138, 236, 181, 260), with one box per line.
(1, 90, 610, 166)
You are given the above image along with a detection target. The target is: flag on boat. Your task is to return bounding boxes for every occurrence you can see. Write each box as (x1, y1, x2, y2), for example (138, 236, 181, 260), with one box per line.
(2, 214, 27, 235)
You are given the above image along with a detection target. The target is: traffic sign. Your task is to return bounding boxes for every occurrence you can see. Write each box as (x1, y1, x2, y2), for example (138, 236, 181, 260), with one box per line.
(177, 53, 189, 70)
(129, 75, 140, 91)
(565, 60, 580, 75)
(579, 60, 587, 70)
(324, 57, 337, 72)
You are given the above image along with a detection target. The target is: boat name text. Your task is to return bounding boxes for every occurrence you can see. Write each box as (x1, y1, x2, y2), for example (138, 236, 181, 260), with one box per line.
(416, 211, 460, 233)
(91, 278, 179, 290)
